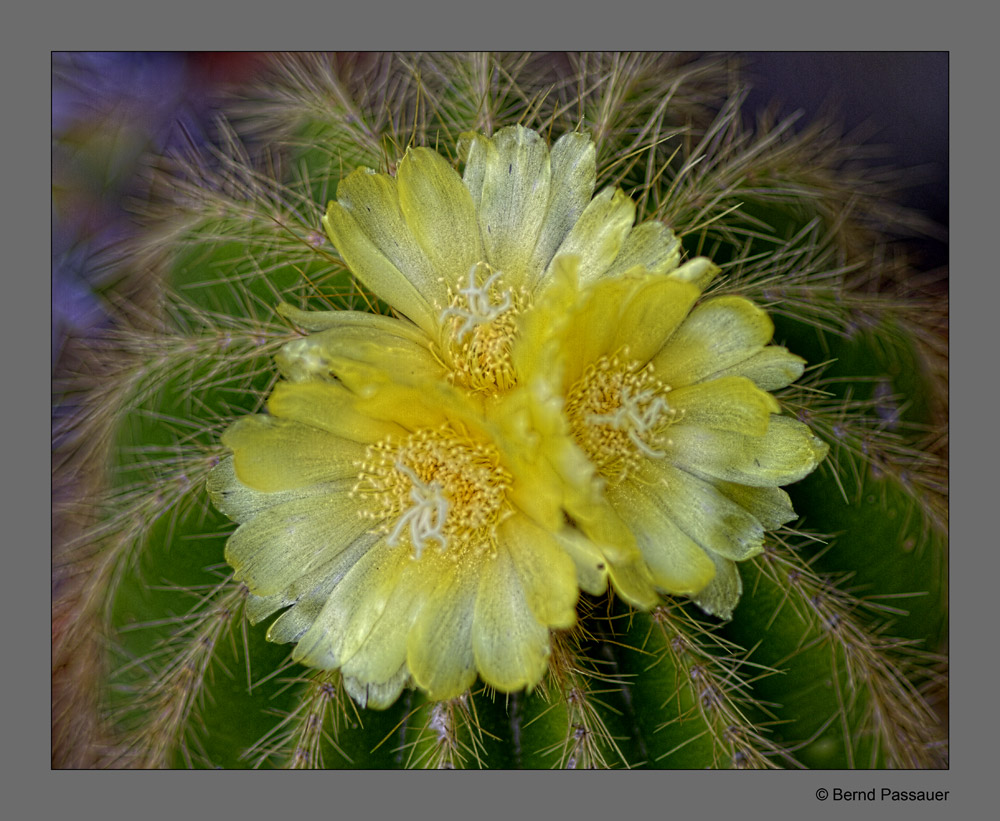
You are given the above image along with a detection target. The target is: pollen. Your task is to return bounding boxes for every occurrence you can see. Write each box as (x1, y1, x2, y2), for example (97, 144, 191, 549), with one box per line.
(439, 263, 521, 395)
(565, 351, 680, 484)
(353, 425, 513, 558)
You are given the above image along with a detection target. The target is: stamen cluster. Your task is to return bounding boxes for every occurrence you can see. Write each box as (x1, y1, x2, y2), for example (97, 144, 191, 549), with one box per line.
(440, 264, 520, 394)
(565, 352, 678, 484)
(353, 425, 513, 558)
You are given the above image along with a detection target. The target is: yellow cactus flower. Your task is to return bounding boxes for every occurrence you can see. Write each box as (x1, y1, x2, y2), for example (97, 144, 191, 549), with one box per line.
(322, 124, 682, 397)
(516, 257, 829, 618)
(208, 334, 582, 706)
(316, 125, 688, 604)
(210, 124, 826, 714)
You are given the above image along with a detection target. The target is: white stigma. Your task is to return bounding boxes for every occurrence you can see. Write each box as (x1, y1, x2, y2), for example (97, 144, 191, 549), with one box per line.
(586, 387, 672, 458)
(385, 462, 450, 557)
(440, 265, 512, 341)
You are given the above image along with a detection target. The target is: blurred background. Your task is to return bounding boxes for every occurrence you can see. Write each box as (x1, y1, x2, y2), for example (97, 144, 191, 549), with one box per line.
(51, 51, 948, 374)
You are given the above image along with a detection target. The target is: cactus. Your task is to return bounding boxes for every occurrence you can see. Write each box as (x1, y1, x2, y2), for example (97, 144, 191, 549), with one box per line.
(53, 52, 947, 769)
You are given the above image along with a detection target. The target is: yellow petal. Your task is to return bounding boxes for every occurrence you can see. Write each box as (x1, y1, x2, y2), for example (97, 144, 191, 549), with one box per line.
(472, 545, 551, 692)
(485, 383, 571, 533)
(603, 274, 702, 367)
(668, 376, 781, 437)
(667, 415, 829, 487)
(543, 268, 702, 387)
(343, 665, 410, 710)
(652, 296, 775, 387)
(264, 551, 366, 642)
(225, 496, 375, 598)
(638, 461, 766, 562)
(511, 255, 580, 386)
(407, 560, 479, 700)
(276, 308, 439, 385)
(543, 187, 635, 286)
(499, 514, 578, 629)
(397, 146, 484, 291)
(277, 326, 446, 401)
(339, 557, 431, 686)
(525, 132, 596, 290)
(713, 345, 806, 391)
(711, 481, 798, 530)
(208, 455, 325, 524)
(692, 554, 742, 620)
(551, 527, 610, 596)
(603, 221, 682, 278)
(222, 415, 366, 492)
(292, 539, 410, 670)
(323, 197, 438, 336)
(566, 493, 660, 608)
(471, 125, 552, 290)
(266, 381, 408, 442)
(328, 168, 448, 312)
(607, 480, 716, 595)
(666, 257, 720, 290)
(459, 131, 489, 203)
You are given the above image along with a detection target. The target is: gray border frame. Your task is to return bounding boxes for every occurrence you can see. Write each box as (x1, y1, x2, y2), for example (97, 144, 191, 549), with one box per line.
(36, 7, 982, 818)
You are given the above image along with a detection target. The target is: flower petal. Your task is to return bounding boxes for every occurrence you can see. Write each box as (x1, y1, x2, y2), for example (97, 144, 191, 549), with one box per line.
(261, 534, 378, 643)
(208, 455, 331, 523)
(692, 554, 742, 620)
(638, 461, 766, 562)
(544, 187, 635, 286)
(339, 557, 431, 686)
(668, 376, 780, 437)
(323, 195, 438, 335)
(666, 257, 720, 290)
(651, 296, 775, 387)
(222, 415, 365, 492)
(554, 459, 660, 609)
(292, 538, 411, 670)
(551, 265, 701, 385)
(607, 480, 716, 595)
(603, 221, 682, 278)
(525, 132, 596, 288)
(472, 545, 551, 692)
(329, 167, 448, 307)
(276, 307, 440, 385)
(551, 527, 610, 596)
(605, 275, 702, 367)
(343, 664, 410, 710)
(407, 560, 479, 700)
(712, 345, 806, 391)
(468, 125, 551, 290)
(278, 325, 447, 400)
(224, 493, 374, 598)
(711, 481, 798, 530)
(397, 146, 484, 291)
(499, 514, 578, 629)
(667, 415, 829, 487)
(266, 381, 409, 442)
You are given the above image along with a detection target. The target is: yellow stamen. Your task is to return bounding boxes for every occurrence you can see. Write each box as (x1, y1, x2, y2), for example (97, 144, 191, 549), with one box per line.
(566, 351, 679, 484)
(353, 426, 512, 558)
(438, 263, 520, 395)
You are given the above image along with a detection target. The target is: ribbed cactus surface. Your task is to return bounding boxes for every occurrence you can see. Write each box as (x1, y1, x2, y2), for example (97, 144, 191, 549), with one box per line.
(53, 52, 946, 769)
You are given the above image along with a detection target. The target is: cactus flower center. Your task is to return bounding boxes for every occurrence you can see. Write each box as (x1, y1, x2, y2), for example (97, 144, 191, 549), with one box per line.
(354, 425, 513, 558)
(565, 351, 679, 485)
(439, 263, 520, 395)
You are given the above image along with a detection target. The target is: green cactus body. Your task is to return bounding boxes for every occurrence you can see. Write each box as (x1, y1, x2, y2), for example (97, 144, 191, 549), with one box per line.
(53, 53, 947, 769)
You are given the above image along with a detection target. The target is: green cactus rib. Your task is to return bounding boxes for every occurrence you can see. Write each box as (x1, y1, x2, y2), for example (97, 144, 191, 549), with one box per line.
(727, 546, 944, 769)
(613, 605, 793, 768)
